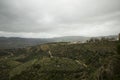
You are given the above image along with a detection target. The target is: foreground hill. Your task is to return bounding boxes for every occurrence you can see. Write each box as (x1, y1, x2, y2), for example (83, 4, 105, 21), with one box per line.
(0, 40, 120, 80)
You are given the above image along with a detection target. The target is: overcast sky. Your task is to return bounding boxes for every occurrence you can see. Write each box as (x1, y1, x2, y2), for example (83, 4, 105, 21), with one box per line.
(0, 0, 120, 38)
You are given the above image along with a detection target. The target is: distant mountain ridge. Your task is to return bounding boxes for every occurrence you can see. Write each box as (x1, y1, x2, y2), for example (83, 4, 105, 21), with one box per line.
(0, 35, 118, 49)
(51, 36, 90, 42)
(0, 37, 50, 49)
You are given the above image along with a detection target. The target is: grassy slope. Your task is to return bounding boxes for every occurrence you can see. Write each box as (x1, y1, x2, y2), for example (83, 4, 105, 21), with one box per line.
(0, 41, 120, 80)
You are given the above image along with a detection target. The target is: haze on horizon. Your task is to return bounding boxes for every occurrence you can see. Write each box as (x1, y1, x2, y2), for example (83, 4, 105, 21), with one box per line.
(0, 0, 120, 38)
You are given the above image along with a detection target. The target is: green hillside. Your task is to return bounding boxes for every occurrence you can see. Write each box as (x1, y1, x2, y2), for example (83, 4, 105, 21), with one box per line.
(0, 40, 120, 80)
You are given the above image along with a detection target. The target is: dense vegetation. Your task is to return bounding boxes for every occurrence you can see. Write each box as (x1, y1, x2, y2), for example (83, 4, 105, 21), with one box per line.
(0, 40, 120, 80)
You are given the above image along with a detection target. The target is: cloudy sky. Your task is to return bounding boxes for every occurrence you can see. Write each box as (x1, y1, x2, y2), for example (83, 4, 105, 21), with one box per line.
(0, 0, 120, 38)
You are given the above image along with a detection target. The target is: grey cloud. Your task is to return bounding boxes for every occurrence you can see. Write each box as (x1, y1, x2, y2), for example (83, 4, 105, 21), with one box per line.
(0, 0, 120, 37)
